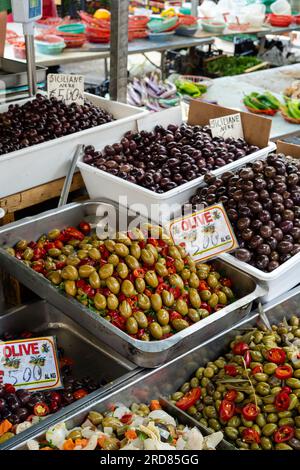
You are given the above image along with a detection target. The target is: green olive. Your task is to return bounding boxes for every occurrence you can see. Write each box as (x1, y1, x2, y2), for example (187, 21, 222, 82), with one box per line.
(204, 367, 215, 378)
(141, 249, 155, 266)
(79, 265, 95, 278)
(94, 293, 107, 310)
(260, 436, 272, 451)
(48, 248, 61, 258)
(106, 276, 120, 294)
(208, 293, 219, 309)
(172, 392, 184, 401)
(221, 286, 234, 299)
(288, 394, 298, 410)
(102, 417, 121, 430)
(209, 419, 221, 432)
(130, 242, 141, 259)
(114, 243, 129, 257)
(181, 268, 191, 280)
(138, 293, 151, 311)
(197, 264, 210, 279)
(254, 373, 269, 382)
(162, 325, 171, 335)
(175, 298, 189, 316)
(89, 271, 101, 289)
(64, 280, 77, 297)
(225, 426, 239, 440)
(218, 292, 227, 305)
(133, 311, 148, 329)
(61, 265, 78, 281)
(172, 318, 189, 331)
(145, 271, 159, 288)
(88, 248, 101, 260)
(125, 255, 140, 271)
(199, 308, 211, 319)
(157, 309, 169, 326)
(66, 255, 80, 267)
(155, 262, 168, 277)
(48, 229, 61, 240)
(278, 418, 295, 427)
(108, 254, 119, 266)
(263, 362, 277, 375)
(189, 288, 201, 308)
(189, 272, 200, 288)
(256, 414, 266, 428)
(107, 294, 119, 310)
(175, 259, 185, 272)
(262, 423, 277, 437)
(47, 271, 62, 285)
(0, 433, 15, 444)
(146, 244, 158, 261)
(169, 274, 184, 290)
(149, 322, 163, 340)
(267, 413, 278, 423)
(68, 430, 82, 440)
(188, 308, 201, 323)
(135, 277, 146, 293)
(151, 293, 162, 311)
(162, 290, 175, 307)
(23, 247, 34, 261)
(116, 262, 129, 279)
(275, 443, 293, 450)
(207, 274, 219, 289)
(77, 249, 89, 260)
(99, 263, 114, 280)
(121, 280, 135, 297)
(126, 317, 138, 335)
(286, 378, 300, 389)
(199, 290, 211, 302)
(119, 300, 132, 319)
(169, 246, 182, 260)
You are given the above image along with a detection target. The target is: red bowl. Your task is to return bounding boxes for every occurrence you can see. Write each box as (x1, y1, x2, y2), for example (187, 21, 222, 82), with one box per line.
(268, 14, 292, 27)
(294, 15, 300, 25)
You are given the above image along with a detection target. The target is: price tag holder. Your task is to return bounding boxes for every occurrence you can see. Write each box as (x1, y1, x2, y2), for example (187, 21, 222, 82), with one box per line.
(166, 204, 239, 263)
(210, 113, 244, 140)
(0, 337, 62, 392)
(47, 73, 85, 106)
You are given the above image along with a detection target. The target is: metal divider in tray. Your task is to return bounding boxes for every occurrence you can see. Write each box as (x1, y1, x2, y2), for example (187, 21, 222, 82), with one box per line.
(0, 300, 140, 450)
(10, 285, 300, 451)
(0, 201, 266, 369)
(77, 102, 276, 224)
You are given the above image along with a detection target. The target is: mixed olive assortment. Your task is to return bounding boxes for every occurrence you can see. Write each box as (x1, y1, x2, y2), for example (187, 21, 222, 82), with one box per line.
(190, 153, 300, 272)
(83, 124, 258, 193)
(0, 94, 113, 156)
(172, 315, 300, 450)
(0, 330, 99, 445)
(7, 224, 236, 341)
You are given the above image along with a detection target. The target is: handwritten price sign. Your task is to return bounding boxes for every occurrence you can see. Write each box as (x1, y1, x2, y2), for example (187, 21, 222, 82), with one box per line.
(167, 204, 238, 263)
(210, 113, 244, 140)
(47, 74, 85, 106)
(0, 337, 62, 392)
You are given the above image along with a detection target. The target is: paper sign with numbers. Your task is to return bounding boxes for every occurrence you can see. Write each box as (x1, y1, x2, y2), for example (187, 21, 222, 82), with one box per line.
(0, 337, 62, 392)
(48, 73, 85, 105)
(166, 204, 239, 262)
(210, 113, 244, 140)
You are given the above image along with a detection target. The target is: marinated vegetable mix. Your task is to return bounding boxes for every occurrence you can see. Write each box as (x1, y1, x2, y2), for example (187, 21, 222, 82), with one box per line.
(7, 225, 236, 341)
(172, 315, 300, 450)
(26, 402, 223, 450)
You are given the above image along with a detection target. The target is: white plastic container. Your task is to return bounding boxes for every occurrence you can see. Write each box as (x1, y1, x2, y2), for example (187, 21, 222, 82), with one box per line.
(220, 251, 300, 303)
(0, 93, 148, 198)
(270, 0, 292, 15)
(78, 106, 276, 224)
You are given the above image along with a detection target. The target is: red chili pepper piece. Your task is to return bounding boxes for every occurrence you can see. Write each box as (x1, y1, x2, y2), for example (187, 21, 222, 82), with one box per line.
(266, 348, 286, 365)
(219, 399, 235, 422)
(44, 242, 55, 251)
(242, 403, 259, 421)
(198, 281, 208, 291)
(232, 342, 249, 356)
(65, 227, 85, 241)
(244, 350, 251, 368)
(170, 311, 182, 321)
(120, 413, 133, 424)
(274, 391, 291, 411)
(156, 283, 169, 294)
(169, 287, 181, 300)
(224, 390, 238, 402)
(200, 302, 212, 314)
(242, 428, 261, 444)
(147, 238, 158, 247)
(252, 365, 263, 375)
(275, 365, 293, 380)
(32, 248, 46, 261)
(73, 389, 88, 400)
(176, 387, 201, 411)
(33, 402, 50, 417)
(273, 425, 295, 443)
(224, 365, 238, 377)
(221, 278, 232, 288)
(281, 386, 292, 394)
(78, 221, 91, 235)
(133, 268, 145, 278)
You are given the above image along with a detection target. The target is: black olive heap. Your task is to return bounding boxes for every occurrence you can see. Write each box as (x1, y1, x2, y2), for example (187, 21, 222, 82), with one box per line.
(0, 94, 114, 156)
(83, 124, 259, 193)
(189, 153, 300, 272)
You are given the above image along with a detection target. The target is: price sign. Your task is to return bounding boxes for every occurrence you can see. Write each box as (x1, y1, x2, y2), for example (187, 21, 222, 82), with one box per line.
(47, 74, 85, 106)
(0, 337, 62, 392)
(210, 113, 244, 140)
(166, 204, 238, 263)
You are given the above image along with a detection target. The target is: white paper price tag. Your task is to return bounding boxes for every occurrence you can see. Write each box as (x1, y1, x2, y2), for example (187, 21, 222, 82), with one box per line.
(166, 204, 239, 263)
(0, 337, 62, 392)
(210, 113, 244, 140)
(48, 74, 85, 106)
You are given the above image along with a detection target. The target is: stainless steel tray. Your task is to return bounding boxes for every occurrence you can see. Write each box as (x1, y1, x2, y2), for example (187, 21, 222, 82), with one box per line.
(10, 284, 300, 451)
(0, 58, 47, 89)
(0, 201, 266, 368)
(0, 300, 139, 450)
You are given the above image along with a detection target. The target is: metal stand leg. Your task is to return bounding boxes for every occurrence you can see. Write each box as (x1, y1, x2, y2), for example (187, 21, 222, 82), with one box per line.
(161, 50, 166, 80)
(191, 0, 199, 17)
(25, 34, 37, 97)
(110, 0, 129, 102)
(104, 57, 109, 80)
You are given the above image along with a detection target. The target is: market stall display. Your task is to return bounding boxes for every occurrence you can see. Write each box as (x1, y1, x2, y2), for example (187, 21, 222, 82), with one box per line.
(205, 56, 266, 78)
(0, 201, 264, 368)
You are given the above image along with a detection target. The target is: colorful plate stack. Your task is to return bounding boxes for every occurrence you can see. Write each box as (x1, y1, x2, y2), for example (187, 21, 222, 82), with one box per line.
(176, 14, 199, 36)
(56, 23, 86, 48)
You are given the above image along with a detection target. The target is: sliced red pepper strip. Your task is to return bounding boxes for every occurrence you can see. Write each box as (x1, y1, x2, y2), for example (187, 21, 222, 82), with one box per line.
(266, 348, 286, 365)
(224, 390, 238, 402)
(242, 428, 261, 444)
(65, 227, 85, 241)
(176, 387, 201, 411)
(274, 391, 290, 411)
(275, 365, 293, 380)
(242, 403, 259, 421)
(252, 365, 263, 375)
(273, 425, 295, 443)
(219, 399, 235, 422)
(244, 350, 251, 368)
(224, 365, 238, 377)
(232, 342, 249, 356)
